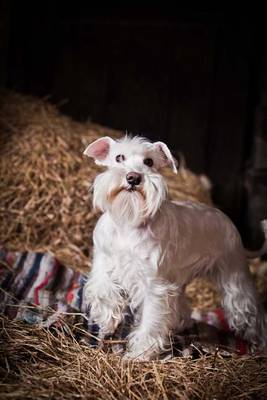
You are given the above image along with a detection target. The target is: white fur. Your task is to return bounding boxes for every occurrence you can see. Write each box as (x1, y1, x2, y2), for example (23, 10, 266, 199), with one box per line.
(83, 135, 267, 360)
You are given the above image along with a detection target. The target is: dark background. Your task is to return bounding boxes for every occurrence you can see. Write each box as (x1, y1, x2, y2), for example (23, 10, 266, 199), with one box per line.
(1, 2, 267, 250)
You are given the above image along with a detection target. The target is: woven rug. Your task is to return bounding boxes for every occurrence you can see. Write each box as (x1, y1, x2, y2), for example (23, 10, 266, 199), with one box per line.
(0, 249, 255, 359)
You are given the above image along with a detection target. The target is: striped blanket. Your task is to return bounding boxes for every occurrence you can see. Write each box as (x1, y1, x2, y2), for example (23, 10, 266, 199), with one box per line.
(0, 249, 252, 358)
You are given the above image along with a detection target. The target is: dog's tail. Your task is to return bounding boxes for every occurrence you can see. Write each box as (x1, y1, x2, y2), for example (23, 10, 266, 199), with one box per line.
(245, 220, 267, 258)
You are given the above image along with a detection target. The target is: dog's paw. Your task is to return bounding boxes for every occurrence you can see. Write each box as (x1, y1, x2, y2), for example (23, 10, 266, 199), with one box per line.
(96, 317, 122, 339)
(125, 334, 161, 361)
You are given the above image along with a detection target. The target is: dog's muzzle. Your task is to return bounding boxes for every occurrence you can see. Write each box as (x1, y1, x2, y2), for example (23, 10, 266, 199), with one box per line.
(126, 172, 142, 187)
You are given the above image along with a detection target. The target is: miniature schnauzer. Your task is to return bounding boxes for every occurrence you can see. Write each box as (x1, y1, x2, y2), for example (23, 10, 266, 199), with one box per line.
(83, 135, 267, 360)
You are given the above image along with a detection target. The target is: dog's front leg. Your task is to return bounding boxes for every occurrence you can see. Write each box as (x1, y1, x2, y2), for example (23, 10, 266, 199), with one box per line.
(83, 253, 125, 339)
(126, 280, 179, 360)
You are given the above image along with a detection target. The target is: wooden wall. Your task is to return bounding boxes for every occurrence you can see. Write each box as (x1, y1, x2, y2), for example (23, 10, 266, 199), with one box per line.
(2, 4, 267, 246)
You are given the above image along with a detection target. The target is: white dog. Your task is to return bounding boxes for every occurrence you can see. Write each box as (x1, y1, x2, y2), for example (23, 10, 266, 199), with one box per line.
(83, 135, 267, 360)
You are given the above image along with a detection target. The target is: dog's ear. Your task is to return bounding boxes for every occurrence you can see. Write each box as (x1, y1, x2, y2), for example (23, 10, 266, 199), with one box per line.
(83, 137, 115, 165)
(153, 142, 178, 173)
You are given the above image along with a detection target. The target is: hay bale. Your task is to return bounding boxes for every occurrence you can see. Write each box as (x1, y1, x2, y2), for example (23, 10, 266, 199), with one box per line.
(0, 91, 120, 271)
(0, 91, 212, 273)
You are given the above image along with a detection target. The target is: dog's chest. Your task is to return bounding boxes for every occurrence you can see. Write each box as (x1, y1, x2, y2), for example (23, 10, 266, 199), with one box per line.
(95, 214, 161, 280)
(109, 228, 161, 299)
(111, 226, 157, 264)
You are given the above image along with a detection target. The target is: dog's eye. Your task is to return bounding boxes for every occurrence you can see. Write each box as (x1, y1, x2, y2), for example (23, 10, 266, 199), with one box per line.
(144, 158, 153, 167)
(116, 154, 125, 163)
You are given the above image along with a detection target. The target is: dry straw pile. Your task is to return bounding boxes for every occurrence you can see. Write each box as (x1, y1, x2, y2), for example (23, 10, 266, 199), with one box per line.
(0, 91, 266, 399)
(1, 315, 267, 400)
(0, 91, 211, 272)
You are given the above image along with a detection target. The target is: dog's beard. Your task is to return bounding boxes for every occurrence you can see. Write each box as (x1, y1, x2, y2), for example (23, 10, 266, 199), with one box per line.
(110, 189, 146, 226)
(93, 169, 168, 226)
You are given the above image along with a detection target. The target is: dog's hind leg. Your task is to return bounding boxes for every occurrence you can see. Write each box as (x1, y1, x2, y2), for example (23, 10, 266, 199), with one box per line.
(213, 256, 266, 351)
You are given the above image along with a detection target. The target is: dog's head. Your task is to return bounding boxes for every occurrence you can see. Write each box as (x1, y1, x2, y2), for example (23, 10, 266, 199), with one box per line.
(84, 136, 178, 226)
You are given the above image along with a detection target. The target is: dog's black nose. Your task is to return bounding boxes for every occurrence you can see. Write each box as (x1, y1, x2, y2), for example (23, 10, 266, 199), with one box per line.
(126, 172, 142, 186)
